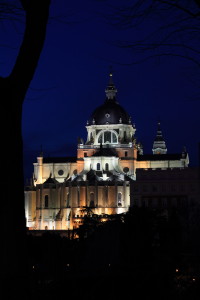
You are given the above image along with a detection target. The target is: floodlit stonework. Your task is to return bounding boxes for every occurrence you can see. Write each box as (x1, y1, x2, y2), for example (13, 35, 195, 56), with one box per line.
(25, 72, 189, 230)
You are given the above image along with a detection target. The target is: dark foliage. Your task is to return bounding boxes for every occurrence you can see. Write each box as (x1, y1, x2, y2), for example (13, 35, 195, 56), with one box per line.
(18, 207, 200, 299)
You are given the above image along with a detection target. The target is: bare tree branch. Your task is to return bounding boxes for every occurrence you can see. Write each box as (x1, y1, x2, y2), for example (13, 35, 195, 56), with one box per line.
(107, 0, 200, 71)
(154, 0, 200, 17)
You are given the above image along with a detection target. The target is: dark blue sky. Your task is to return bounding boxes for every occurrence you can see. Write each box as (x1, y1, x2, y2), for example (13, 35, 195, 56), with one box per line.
(1, 0, 200, 180)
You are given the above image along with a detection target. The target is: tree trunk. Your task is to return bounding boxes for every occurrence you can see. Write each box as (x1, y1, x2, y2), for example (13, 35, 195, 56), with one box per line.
(0, 0, 50, 292)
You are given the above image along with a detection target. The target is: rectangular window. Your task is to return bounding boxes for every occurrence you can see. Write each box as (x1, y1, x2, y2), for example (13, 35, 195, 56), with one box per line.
(152, 185, 157, 192)
(44, 195, 49, 208)
(142, 185, 147, 192)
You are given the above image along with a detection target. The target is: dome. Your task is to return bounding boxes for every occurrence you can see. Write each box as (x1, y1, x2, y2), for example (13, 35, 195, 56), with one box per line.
(88, 98, 131, 125)
(87, 72, 131, 125)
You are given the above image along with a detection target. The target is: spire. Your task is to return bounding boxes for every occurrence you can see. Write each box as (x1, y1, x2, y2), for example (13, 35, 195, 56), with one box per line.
(152, 121, 167, 154)
(155, 121, 162, 140)
(105, 67, 117, 100)
(182, 146, 187, 158)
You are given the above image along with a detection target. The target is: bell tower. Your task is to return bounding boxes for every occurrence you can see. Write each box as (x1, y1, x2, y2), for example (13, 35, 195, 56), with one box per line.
(152, 121, 167, 154)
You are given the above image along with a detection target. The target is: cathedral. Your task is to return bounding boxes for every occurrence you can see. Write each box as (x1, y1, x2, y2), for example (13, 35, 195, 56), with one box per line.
(24, 72, 189, 231)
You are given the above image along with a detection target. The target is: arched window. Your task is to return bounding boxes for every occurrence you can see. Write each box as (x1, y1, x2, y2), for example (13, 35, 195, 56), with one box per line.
(66, 193, 70, 207)
(98, 134, 103, 144)
(105, 163, 109, 171)
(44, 195, 49, 208)
(90, 192, 95, 207)
(97, 163, 101, 170)
(113, 133, 117, 143)
(98, 131, 118, 144)
(118, 192, 122, 206)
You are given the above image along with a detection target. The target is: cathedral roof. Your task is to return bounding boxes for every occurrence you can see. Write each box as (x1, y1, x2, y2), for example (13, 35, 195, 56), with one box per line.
(137, 153, 184, 161)
(87, 73, 131, 125)
(107, 174, 123, 181)
(86, 169, 103, 182)
(43, 157, 77, 163)
(72, 174, 84, 182)
(92, 145, 118, 157)
(43, 176, 59, 187)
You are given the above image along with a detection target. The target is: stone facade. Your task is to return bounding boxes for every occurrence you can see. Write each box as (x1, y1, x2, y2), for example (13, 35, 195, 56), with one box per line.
(25, 73, 189, 230)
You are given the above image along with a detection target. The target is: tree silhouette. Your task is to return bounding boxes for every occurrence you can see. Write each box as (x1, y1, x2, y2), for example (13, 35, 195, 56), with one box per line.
(110, 1, 200, 70)
(79, 206, 94, 216)
(0, 0, 50, 282)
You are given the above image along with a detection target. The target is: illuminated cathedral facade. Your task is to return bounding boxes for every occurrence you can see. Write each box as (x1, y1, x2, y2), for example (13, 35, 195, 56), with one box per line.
(25, 73, 189, 230)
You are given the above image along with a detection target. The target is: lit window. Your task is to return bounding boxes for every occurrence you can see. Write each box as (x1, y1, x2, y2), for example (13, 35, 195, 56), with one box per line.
(98, 131, 118, 144)
(104, 131, 111, 143)
(113, 133, 117, 143)
(118, 192, 122, 206)
(98, 134, 103, 144)
(90, 192, 95, 207)
(44, 195, 48, 208)
(66, 193, 70, 207)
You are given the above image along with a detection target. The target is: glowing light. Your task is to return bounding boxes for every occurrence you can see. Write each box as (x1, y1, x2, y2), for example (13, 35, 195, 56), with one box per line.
(192, 278, 196, 282)
(101, 218, 107, 222)
(176, 269, 179, 273)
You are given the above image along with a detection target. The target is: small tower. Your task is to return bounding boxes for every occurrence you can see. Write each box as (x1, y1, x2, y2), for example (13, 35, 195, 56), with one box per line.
(36, 149, 43, 184)
(152, 121, 167, 154)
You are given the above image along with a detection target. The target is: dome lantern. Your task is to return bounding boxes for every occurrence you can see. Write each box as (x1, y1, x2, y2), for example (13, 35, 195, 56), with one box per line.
(152, 121, 167, 154)
(105, 72, 117, 100)
(87, 72, 132, 126)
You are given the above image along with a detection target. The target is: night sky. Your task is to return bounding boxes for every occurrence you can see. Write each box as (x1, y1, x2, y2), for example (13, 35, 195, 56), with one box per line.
(1, 0, 200, 180)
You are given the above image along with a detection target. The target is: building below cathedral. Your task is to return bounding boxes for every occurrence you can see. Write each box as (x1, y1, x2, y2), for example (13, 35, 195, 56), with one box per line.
(132, 167, 199, 209)
(25, 72, 189, 231)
